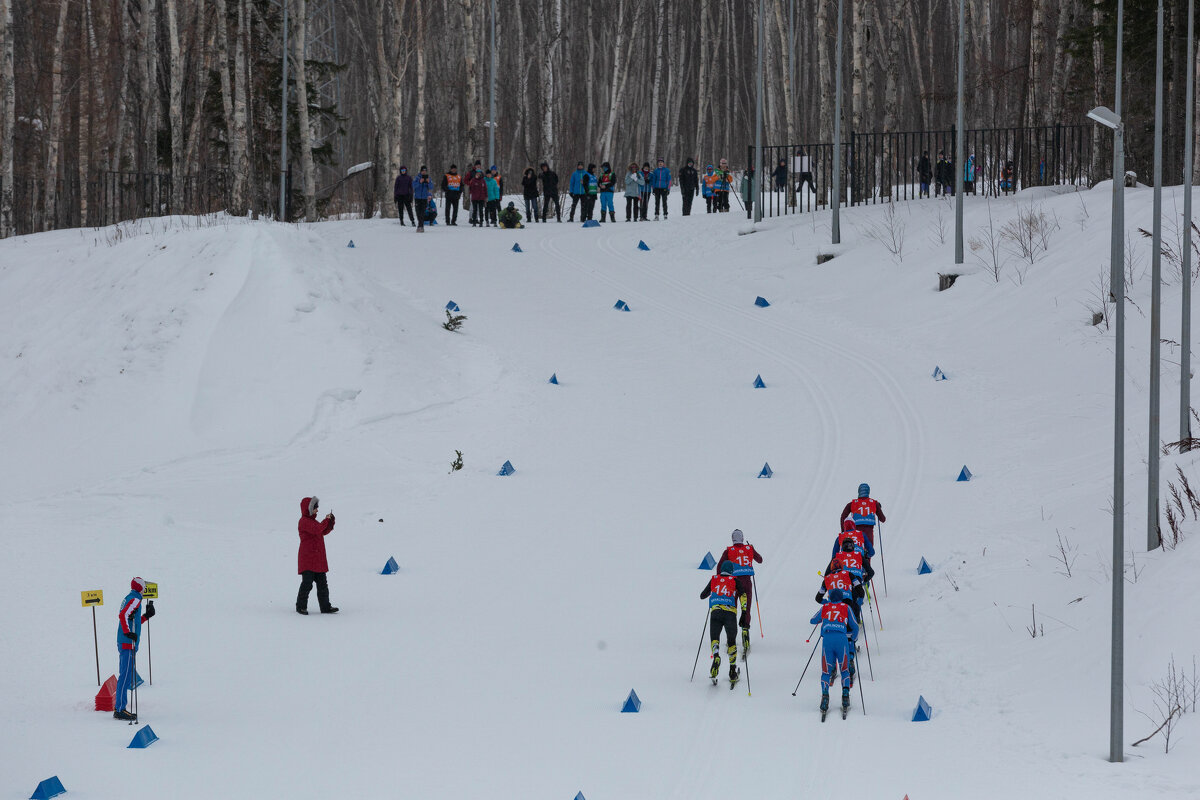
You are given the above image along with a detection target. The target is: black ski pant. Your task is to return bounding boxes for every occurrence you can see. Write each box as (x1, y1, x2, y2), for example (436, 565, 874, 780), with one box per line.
(486, 199, 500, 225)
(654, 188, 669, 217)
(625, 196, 640, 221)
(568, 193, 582, 221)
(734, 575, 755, 630)
(582, 195, 597, 221)
(705, 196, 714, 213)
(396, 196, 415, 224)
(716, 191, 730, 212)
(542, 192, 561, 221)
(297, 570, 332, 612)
(682, 190, 696, 216)
(640, 192, 651, 219)
(444, 192, 461, 224)
(524, 195, 541, 222)
(709, 608, 738, 661)
(415, 199, 428, 228)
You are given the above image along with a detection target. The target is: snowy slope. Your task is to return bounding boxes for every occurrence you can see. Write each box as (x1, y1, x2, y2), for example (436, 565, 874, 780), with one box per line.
(2, 188, 1199, 799)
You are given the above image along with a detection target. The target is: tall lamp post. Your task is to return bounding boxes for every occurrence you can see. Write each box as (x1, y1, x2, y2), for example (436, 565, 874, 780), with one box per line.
(1183, 0, 1195, 443)
(487, 0, 496, 168)
(1090, 102, 1125, 765)
(1148, 0, 1164, 552)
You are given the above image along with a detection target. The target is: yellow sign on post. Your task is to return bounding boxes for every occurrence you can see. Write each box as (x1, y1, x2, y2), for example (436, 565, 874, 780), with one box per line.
(81, 590, 103, 607)
(143, 582, 158, 599)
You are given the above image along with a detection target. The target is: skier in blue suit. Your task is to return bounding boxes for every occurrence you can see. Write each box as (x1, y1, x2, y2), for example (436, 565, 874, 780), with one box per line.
(810, 588, 859, 716)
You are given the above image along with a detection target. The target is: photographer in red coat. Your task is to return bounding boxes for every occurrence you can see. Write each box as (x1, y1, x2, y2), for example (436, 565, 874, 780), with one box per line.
(296, 496, 338, 615)
(718, 528, 763, 654)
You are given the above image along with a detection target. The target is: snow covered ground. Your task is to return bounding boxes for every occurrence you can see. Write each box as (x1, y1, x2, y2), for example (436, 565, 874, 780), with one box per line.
(2, 186, 1199, 799)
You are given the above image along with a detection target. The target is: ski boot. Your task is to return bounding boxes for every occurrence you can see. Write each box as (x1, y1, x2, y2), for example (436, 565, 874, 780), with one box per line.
(710, 653, 721, 681)
(842, 686, 851, 717)
(848, 655, 856, 688)
(728, 663, 740, 688)
(741, 628, 751, 656)
(114, 708, 137, 721)
(820, 692, 829, 713)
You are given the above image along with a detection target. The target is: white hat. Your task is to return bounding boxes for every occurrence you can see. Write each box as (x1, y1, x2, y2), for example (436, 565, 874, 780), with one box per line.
(731, 529, 744, 544)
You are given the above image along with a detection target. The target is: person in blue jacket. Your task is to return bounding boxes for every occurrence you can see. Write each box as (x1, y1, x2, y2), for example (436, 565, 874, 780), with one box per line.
(413, 165, 434, 232)
(114, 577, 155, 720)
(810, 588, 859, 715)
(568, 161, 587, 222)
(650, 158, 672, 220)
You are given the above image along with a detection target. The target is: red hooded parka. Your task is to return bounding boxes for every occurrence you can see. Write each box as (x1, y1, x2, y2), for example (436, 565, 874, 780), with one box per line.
(298, 497, 336, 574)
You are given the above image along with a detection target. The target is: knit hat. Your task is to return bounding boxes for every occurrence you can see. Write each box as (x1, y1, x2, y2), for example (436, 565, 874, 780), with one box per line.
(841, 537, 857, 553)
(687, 157, 694, 164)
(419, 165, 427, 172)
(587, 163, 596, 172)
(642, 161, 651, 169)
(307, 496, 319, 516)
(131, 577, 146, 593)
(450, 163, 457, 170)
(858, 483, 870, 498)
(842, 519, 857, 532)
(540, 162, 549, 168)
(719, 560, 737, 575)
(827, 588, 844, 603)
(508, 201, 515, 208)
(731, 529, 745, 545)
(657, 157, 665, 164)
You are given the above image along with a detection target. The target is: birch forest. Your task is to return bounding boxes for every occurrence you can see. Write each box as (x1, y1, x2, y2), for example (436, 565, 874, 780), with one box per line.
(0, 0, 1196, 234)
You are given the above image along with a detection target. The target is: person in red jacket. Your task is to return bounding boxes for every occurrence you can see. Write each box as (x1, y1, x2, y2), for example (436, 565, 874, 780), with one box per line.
(839, 482, 886, 550)
(699, 560, 741, 686)
(466, 168, 489, 227)
(297, 496, 337, 615)
(718, 528, 763, 654)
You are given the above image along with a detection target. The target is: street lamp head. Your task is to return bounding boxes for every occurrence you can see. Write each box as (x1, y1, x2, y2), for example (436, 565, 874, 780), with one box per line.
(1088, 106, 1122, 130)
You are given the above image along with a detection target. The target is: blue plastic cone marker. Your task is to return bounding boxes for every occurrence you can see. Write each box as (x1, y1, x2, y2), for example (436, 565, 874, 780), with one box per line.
(758, 462, 773, 479)
(755, 296, 770, 307)
(574, 793, 588, 800)
(621, 689, 642, 712)
(128, 726, 159, 749)
(548, 373, 559, 385)
(637, 240, 651, 251)
(381, 556, 400, 575)
(753, 375, 766, 389)
(918, 557, 932, 575)
(582, 219, 600, 228)
(29, 776, 67, 800)
(613, 300, 631, 311)
(912, 696, 932, 722)
(347, 240, 355, 248)
(932, 366, 947, 381)
(957, 465, 972, 482)
(445, 301, 460, 312)
(699, 552, 717, 570)
(497, 460, 516, 476)
(512, 243, 522, 253)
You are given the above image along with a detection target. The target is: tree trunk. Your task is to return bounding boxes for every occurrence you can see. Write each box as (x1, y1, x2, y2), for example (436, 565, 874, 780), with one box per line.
(462, 0, 479, 160)
(292, 0, 317, 221)
(1026, 0, 1045, 127)
(816, 0, 833, 143)
(648, 0, 666, 158)
(183, 4, 213, 177)
(541, 0, 560, 168)
(697, 0, 710, 157)
(44, 0, 70, 230)
(598, 0, 629, 158)
(415, 0, 426, 159)
(0, 0, 13, 237)
(141, 0, 159, 173)
(1047, 0, 1075, 128)
(851, 0, 866, 131)
(165, 0, 184, 209)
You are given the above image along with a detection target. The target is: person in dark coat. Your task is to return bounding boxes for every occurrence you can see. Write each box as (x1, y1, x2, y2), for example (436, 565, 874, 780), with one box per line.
(935, 151, 954, 197)
(639, 162, 653, 220)
(466, 168, 489, 227)
(441, 164, 463, 225)
(540, 162, 561, 222)
(772, 158, 788, 191)
(521, 167, 541, 222)
(297, 496, 337, 614)
(394, 166, 415, 224)
(917, 151, 933, 198)
(678, 158, 699, 216)
(413, 166, 433, 232)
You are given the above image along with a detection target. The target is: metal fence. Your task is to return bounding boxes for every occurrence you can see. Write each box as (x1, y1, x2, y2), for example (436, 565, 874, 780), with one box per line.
(1, 170, 235, 236)
(750, 123, 1095, 218)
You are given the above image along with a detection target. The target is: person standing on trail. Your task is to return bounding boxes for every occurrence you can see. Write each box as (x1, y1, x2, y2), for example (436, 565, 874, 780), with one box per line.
(394, 166, 415, 225)
(839, 482, 886, 551)
(699, 560, 741, 687)
(650, 157, 672, 220)
(678, 158, 699, 216)
(540, 162, 562, 222)
(441, 165, 462, 225)
(624, 162, 644, 221)
(810, 588, 859, 717)
(718, 529, 763, 655)
(297, 496, 338, 615)
(413, 166, 433, 233)
(568, 161, 587, 222)
(114, 577, 155, 721)
(597, 163, 617, 223)
(917, 151, 933, 198)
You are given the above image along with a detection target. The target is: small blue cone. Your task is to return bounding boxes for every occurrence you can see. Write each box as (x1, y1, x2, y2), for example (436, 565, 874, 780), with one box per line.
(912, 696, 932, 722)
(755, 296, 770, 307)
(445, 301, 460, 312)
(127, 726, 159, 749)
(347, 240, 355, 248)
(621, 689, 642, 712)
(699, 552, 716, 570)
(758, 462, 773, 479)
(613, 300, 630, 311)
(381, 556, 400, 575)
(957, 465, 972, 482)
(29, 776, 66, 800)
(753, 375, 766, 388)
(511, 242, 522, 253)
(637, 240, 651, 251)
(548, 373, 559, 385)
(497, 460, 516, 476)
(582, 219, 600, 228)
(574, 793, 588, 800)
(918, 557, 933, 574)
(932, 366, 947, 380)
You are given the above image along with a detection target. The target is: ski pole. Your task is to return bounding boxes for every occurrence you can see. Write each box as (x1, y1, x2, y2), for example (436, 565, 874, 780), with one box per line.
(743, 649, 751, 697)
(792, 634, 822, 695)
(861, 622, 874, 682)
(804, 622, 819, 642)
(867, 583, 883, 630)
(690, 611, 709, 682)
(878, 521, 888, 597)
(857, 658, 867, 715)
(865, 588, 881, 652)
(751, 574, 764, 638)
(147, 619, 152, 685)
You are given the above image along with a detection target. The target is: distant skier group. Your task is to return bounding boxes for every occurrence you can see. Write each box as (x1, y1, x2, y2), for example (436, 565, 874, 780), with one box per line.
(700, 482, 887, 720)
(393, 156, 740, 231)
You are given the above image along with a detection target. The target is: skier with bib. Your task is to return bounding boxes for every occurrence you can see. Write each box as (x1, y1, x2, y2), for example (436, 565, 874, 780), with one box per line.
(718, 528, 763, 654)
(699, 560, 741, 687)
(810, 588, 859, 718)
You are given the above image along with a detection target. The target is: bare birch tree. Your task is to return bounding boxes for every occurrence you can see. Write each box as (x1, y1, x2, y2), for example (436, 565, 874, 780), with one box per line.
(0, 0, 12, 237)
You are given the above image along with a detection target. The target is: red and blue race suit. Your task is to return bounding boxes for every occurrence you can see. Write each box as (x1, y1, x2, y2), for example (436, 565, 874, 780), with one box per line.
(719, 543, 763, 629)
(809, 600, 860, 692)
